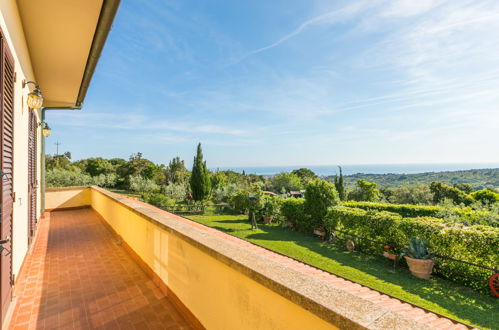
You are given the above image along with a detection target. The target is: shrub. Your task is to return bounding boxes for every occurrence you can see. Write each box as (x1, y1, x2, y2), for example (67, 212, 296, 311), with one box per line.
(143, 193, 176, 208)
(348, 179, 380, 202)
(281, 198, 309, 231)
(46, 168, 93, 187)
(325, 206, 404, 246)
(212, 183, 244, 203)
(229, 190, 250, 214)
(430, 181, 474, 206)
(228, 184, 264, 214)
(344, 201, 441, 217)
(162, 182, 188, 201)
(436, 201, 497, 227)
(470, 190, 499, 205)
(324, 206, 499, 292)
(129, 175, 159, 193)
(381, 184, 433, 205)
(271, 172, 303, 193)
(343, 201, 497, 227)
(259, 195, 283, 218)
(304, 179, 340, 227)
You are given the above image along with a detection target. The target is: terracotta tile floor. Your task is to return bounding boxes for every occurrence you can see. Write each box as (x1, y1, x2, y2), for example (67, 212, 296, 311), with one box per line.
(9, 208, 192, 330)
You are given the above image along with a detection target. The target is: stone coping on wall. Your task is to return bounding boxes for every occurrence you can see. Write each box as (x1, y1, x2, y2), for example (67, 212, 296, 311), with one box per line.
(45, 186, 90, 192)
(87, 186, 470, 330)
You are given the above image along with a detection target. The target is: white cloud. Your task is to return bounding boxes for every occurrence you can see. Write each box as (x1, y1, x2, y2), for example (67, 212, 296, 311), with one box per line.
(234, 0, 376, 63)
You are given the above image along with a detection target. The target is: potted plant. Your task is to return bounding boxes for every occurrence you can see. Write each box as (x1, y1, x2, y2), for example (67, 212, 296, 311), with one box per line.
(382, 245, 397, 260)
(260, 196, 281, 224)
(313, 226, 326, 238)
(399, 238, 435, 280)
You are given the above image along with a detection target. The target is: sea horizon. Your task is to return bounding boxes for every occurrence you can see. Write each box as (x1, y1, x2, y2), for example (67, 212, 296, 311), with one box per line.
(211, 162, 499, 176)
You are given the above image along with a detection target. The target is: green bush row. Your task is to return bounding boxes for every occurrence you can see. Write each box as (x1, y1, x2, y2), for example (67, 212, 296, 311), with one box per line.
(343, 201, 440, 217)
(324, 206, 499, 292)
(343, 201, 497, 227)
(281, 198, 309, 232)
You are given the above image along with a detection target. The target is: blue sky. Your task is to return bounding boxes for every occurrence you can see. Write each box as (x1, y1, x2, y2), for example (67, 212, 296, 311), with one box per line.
(47, 0, 499, 168)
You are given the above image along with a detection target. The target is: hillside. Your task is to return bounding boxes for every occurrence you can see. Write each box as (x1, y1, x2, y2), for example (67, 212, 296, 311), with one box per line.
(326, 168, 499, 189)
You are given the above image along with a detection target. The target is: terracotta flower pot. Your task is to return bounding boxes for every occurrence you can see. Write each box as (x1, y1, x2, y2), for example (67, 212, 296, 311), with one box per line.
(313, 228, 326, 237)
(383, 251, 397, 260)
(404, 256, 434, 280)
(263, 216, 273, 224)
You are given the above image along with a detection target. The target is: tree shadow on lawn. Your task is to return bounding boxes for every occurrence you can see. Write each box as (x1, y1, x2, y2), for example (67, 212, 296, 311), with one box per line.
(210, 226, 237, 233)
(213, 219, 250, 224)
(245, 226, 498, 329)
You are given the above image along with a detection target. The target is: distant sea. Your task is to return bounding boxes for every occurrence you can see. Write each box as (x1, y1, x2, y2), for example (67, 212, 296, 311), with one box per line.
(211, 163, 499, 177)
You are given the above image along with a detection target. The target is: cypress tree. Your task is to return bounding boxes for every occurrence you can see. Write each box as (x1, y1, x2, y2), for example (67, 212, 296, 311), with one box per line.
(190, 143, 211, 201)
(334, 166, 346, 201)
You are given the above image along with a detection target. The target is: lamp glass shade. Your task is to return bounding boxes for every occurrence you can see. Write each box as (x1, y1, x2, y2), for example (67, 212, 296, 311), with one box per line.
(27, 90, 43, 109)
(42, 127, 51, 137)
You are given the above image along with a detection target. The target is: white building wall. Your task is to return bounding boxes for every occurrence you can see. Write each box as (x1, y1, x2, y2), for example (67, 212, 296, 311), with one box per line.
(0, 0, 41, 279)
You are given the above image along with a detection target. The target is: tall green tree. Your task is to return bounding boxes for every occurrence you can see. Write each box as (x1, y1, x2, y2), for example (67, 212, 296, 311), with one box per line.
(334, 166, 346, 201)
(291, 168, 317, 185)
(430, 181, 474, 205)
(272, 172, 303, 193)
(348, 179, 381, 202)
(304, 178, 340, 226)
(190, 143, 211, 201)
(166, 156, 189, 184)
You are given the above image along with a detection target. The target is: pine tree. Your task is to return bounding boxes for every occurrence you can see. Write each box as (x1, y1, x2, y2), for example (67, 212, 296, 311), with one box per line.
(190, 143, 211, 201)
(334, 166, 346, 201)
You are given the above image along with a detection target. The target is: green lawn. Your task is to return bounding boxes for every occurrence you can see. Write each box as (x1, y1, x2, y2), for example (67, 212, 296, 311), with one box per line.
(186, 214, 498, 329)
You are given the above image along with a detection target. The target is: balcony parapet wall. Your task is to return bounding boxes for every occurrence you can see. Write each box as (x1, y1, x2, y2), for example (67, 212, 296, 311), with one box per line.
(45, 186, 435, 330)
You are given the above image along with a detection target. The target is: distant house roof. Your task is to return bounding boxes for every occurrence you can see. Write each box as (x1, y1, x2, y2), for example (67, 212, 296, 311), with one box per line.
(263, 191, 277, 196)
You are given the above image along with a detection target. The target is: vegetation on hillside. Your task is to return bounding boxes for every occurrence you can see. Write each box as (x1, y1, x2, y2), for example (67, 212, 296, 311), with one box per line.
(331, 168, 499, 189)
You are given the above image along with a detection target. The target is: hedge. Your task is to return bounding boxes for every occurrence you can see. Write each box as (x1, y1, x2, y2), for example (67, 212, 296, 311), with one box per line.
(324, 206, 499, 292)
(343, 201, 497, 227)
(281, 198, 310, 232)
(324, 206, 405, 245)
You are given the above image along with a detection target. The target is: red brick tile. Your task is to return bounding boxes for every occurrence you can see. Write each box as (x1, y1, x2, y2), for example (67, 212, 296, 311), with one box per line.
(8, 209, 192, 330)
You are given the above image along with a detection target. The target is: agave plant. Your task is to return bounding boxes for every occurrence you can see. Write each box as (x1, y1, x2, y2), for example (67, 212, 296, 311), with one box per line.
(399, 238, 434, 260)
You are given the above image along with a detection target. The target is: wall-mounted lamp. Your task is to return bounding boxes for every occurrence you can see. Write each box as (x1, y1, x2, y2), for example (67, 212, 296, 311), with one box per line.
(22, 80, 44, 109)
(41, 122, 51, 137)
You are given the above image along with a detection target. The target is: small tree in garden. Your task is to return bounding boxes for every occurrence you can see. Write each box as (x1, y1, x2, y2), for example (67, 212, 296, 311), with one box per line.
(470, 190, 499, 205)
(349, 179, 380, 202)
(430, 181, 473, 206)
(334, 166, 346, 201)
(190, 143, 211, 201)
(166, 156, 189, 184)
(291, 168, 317, 185)
(272, 172, 303, 193)
(304, 178, 340, 227)
(246, 184, 264, 229)
(129, 175, 159, 193)
(259, 195, 283, 219)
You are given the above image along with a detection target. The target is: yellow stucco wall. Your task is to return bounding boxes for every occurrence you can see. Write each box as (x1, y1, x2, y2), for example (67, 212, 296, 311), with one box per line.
(45, 188, 91, 210)
(89, 188, 336, 330)
(0, 0, 41, 278)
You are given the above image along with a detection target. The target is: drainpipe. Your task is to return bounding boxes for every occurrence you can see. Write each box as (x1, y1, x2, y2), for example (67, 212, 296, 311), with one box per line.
(40, 107, 81, 216)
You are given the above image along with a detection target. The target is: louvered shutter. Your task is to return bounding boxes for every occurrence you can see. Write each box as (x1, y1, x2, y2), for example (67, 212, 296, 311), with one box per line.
(28, 110, 37, 243)
(0, 31, 15, 323)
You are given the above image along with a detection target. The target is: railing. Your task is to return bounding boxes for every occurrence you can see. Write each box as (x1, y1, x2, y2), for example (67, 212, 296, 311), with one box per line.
(326, 228, 498, 295)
